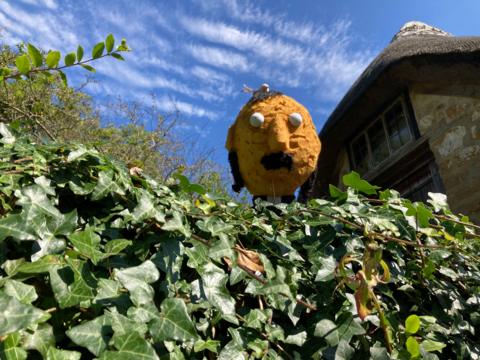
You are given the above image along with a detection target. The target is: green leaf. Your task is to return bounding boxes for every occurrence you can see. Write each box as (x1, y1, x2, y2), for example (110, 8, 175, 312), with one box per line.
(46, 347, 81, 360)
(66, 315, 111, 356)
(314, 319, 339, 346)
(104, 239, 132, 257)
(67, 226, 104, 265)
(27, 43, 43, 67)
(17, 255, 63, 274)
(314, 255, 336, 282)
(342, 171, 379, 195)
(48, 260, 95, 308)
(58, 70, 68, 86)
(23, 323, 55, 356)
(80, 64, 96, 72)
(197, 262, 237, 322)
(406, 336, 420, 358)
(92, 42, 105, 59)
(150, 298, 198, 342)
(1, 332, 27, 360)
(76, 45, 84, 62)
(4, 279, 38, 304)
(99, 332, 159, 360)
(15, 54, 31, 75)
(405, 314, 421, 335)
(64, 52, 76, 66)
(194, 338, 220, 353)
(0, 293, 48, 336)
(45, 50, 61, 68)
(105, 34, 115, 53)
(0, 214, 36, 242)
(0, 123, 16, 144)
(110, 53, 125, 61)
(335, 339, 355, 360)
(91, 171, 124, 201)
(284, 331, 307, 346)
(421, 339, 446, 353)
(114, 260, 159, 306)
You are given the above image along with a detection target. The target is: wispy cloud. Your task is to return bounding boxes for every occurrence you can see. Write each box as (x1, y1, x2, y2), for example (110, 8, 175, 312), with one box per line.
(186, 44, 250, 72)
(154, 96, 219, 121)
(0, 1, 78, 50)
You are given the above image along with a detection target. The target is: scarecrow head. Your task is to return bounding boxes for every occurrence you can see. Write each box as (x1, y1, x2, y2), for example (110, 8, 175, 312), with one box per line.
(226, 84, 321, 201)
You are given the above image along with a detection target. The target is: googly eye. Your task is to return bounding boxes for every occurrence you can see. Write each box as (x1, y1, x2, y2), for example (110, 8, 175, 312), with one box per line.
(289, 112, 303, 127)
(249, 112, 264, 127)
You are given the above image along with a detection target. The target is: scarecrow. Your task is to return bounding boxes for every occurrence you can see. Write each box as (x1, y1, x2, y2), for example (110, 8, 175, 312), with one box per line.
(226, 84, 321, 203)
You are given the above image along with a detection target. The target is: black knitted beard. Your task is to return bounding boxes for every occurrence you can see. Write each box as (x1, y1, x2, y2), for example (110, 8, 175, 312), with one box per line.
(260, 152, 293, 171)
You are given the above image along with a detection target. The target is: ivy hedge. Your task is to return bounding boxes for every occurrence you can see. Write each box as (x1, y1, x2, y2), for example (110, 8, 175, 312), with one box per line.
(0, 123, 479, 359)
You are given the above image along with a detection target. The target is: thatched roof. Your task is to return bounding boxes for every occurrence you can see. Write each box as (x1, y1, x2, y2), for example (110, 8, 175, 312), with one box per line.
(321, 21, 480, 136)
(314, 22, 480, 196)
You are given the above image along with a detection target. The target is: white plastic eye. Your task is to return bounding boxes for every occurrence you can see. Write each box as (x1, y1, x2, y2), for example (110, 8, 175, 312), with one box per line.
(289, 112, 303, 127)
(249, 112, 264, 127)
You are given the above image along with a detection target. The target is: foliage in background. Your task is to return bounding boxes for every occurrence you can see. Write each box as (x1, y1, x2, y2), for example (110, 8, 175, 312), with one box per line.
(0, 125, 479, 359)
(0, 37, 227, 191)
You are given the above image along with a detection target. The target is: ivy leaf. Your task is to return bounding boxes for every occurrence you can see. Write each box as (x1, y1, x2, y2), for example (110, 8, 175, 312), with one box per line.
(66, 315, 111, 356)
(68, 226, 104, 265)
(64, 52, 76, 66)
(105, 34, 115, 53)
(405, 314, 421, 335)
(314, 319, 339, 346)
(0, 332, 27, 360)
(15, 54, 31, 75)
(76, 45, 84, 62)
(104, 239, 132, 257)
(45, 347, 81, 360)
(421, 339, 446, 353)
(92, 42, 105, 59)
(150, 298, 198, 342)
(194, 338, 220, 353)
(114, 260, 159, 306)
(99, 332, 159, 360)
(343, 171, 379, 195)
(0, 122, 16, 144)
(48, 260, 95, 308)
(23, 323, 55, 356)
(0, 293, 48, 336)
(0, 214, 36, 242)
(197, 262, 237, 322)
(4, 279, 38, 304)
(335, 339, 355, 360)
(45, 50, 61, 68)
(27, 43, 43, 67)
(91, 171, 124, 201)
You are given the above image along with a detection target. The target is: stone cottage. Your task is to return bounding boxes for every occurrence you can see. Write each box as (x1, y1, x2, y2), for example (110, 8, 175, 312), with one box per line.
(312, 21, 480, 221)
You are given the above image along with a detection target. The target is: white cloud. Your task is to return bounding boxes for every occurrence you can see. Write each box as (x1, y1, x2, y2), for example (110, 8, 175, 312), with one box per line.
(18, 0, 58, 9)
(154, 96, 219, 120)
(0, 1, 78, 51)
(186, 44, 250, 72)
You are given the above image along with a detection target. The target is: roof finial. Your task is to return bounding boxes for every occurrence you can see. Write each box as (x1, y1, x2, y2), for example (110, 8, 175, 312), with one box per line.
(391, 21, 452, 42)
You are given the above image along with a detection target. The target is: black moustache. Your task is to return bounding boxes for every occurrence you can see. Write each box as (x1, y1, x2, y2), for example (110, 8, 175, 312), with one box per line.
(261, 152, 293, 171)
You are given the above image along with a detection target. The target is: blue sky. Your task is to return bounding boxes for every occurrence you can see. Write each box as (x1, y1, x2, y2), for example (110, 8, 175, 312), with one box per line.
(2, 0, 480, 169)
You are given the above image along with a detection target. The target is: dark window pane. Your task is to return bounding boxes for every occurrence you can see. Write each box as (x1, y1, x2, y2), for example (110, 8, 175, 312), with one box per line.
(368, 119, 389, 165)
(396, 165, 438, 203)
(385, 101, 411, 152)
(351, 134, 369, 173)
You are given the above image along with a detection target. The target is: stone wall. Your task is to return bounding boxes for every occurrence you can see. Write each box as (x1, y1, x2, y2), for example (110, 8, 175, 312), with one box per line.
(409, 83, 480, 222)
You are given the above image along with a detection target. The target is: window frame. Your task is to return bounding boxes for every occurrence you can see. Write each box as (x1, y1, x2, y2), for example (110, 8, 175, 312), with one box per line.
(349, 94, 416, 175)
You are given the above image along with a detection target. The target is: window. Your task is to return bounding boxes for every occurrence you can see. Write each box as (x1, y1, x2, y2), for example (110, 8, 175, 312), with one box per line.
(349, 97, 414, 174)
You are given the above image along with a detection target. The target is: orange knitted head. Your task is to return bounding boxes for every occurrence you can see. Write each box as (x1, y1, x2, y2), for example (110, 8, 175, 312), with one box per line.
(226, 90, 321, 197)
